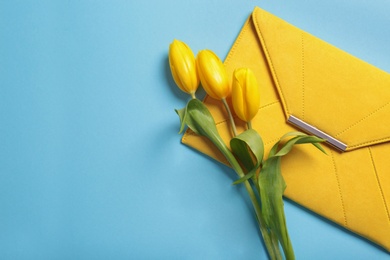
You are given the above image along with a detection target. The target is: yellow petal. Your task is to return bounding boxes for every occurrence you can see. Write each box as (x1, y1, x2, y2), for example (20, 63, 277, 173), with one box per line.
(168, 40, 199, 94)
(196, 50, 231, 100)
(232, 68, 260, 122)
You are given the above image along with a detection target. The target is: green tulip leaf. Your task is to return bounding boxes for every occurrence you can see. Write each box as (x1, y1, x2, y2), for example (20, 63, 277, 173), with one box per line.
(183, 99, 219, 137)
(258, 156, 294, 260)
(232, 165, 256, 185)
(230, 129, 264, 170)
(175, 99, 218, 137)
(274, 135, 326, 157)
(175, 107, 187, 134)
(269, 131, 307, 157)
(279, 131, 308, 139)
(269, 141, 280, 158)
(230, 137, 254, 172)
(176, 99, 230, 159)
(258, 132, 326, 259)
(174, 99, 304, 259)
(230, 129, 264, 185)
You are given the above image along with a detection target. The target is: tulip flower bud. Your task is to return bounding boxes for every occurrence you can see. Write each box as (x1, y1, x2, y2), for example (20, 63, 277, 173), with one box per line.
(169, 40, 199, 96)
(232, 68, 260, 123)
(196, 50, 231, 100)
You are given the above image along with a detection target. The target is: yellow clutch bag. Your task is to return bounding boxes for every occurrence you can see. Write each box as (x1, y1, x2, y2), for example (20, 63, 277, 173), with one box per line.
(182, 7, 390, 251)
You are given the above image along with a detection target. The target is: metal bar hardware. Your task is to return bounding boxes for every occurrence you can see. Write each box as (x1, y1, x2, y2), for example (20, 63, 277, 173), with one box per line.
(287, 115, 347, 152)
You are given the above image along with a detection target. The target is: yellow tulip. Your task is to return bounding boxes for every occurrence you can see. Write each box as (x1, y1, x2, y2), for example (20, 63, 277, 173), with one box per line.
(169, 39, 199, 97)
(196, 50, 231, 100)
(232, 68, 260, 123)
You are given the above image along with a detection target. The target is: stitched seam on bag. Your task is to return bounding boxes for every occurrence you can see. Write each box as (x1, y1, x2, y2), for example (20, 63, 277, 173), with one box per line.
(265, 137, 281, 146)
(330, 150, 348, 227)
(301, 32, 305, 120)
(348, 137, 390, 149)
(368, 147, 390, 223)
(335, 101, 390, 137)
(224, 17, 250, 66)
(259, 100, 280, 110)
(253, 13, 290, 115)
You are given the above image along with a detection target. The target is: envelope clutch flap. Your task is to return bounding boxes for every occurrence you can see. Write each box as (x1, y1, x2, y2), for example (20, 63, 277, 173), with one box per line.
(252, 7, 390, 152)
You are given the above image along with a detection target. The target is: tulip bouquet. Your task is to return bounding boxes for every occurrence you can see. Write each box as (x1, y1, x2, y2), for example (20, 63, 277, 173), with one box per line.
(168, 39, 326, 260)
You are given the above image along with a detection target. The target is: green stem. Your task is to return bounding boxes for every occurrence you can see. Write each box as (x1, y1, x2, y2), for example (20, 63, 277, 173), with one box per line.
(181, 99, 283, 259)
(190, 92, 196, 99)
(247, 121, 252, 130)
(210, 133, 282, 260)
(221, 98, 237, 137)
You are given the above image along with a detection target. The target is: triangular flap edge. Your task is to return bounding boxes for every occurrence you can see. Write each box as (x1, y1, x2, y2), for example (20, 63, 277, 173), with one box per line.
(251, 7, 390, 151)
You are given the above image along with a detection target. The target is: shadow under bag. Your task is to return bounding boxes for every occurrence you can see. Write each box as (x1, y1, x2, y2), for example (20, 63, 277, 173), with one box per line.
(182, 7, 390, 251)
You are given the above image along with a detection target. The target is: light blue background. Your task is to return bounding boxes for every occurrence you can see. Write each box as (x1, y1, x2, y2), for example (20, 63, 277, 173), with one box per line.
(1, 0, 389, 259)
